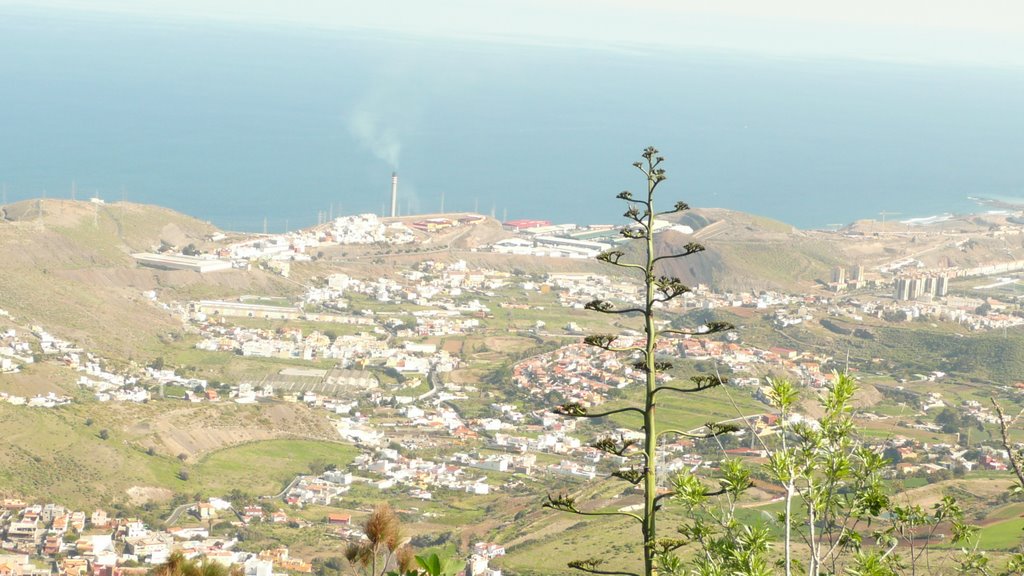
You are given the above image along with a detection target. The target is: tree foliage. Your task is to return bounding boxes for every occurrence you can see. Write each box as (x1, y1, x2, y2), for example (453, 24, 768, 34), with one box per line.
(753, 374, 984, 576)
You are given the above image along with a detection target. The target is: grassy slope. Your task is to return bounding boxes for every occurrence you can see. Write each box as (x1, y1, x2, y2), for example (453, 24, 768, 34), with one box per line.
(721, 300, 1024, 385)
(497, 469, 1024, 574)
(656, 208, 841, 292)
(0, 199, 300, 363)
(191, 439, 359, 497)
(0, 402, 184, 508)
(978, 517, 1024, 550)
(0, 398, 351, 508)
(708, 238, 838, 291)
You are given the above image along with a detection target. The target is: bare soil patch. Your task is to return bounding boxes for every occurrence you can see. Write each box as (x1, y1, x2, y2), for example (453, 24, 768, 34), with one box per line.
(129, 403, 337, 460)
(0, 364, 73, 396)
(482, 336, 535, 354)
(441, 340, 464, 354)
(449, 368, 487, 386)
(126, 485, 174, 505)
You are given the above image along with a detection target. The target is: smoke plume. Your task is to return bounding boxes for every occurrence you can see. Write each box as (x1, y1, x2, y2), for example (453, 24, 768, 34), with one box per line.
(348, 109, 401, 168)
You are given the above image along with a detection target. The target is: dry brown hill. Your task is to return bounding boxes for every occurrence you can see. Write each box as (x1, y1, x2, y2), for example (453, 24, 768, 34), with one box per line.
(642, 208, 841, 292)
(3, 198, 1011, 364)
(0, 199, 298, 362)
(656, 207, 1024, 292)
(0, 399, 342, 509)
(312, 209, 841, 289)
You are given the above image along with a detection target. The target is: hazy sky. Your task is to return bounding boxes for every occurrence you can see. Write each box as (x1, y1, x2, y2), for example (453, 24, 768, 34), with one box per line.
(5, 0, 1024, 67)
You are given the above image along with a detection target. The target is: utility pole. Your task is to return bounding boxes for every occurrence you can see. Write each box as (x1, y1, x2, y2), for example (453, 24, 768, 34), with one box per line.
(879, 211, 901, 233)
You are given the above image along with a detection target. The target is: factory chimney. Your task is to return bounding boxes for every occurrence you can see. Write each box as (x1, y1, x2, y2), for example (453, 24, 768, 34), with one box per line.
(390, 172, 398, 218)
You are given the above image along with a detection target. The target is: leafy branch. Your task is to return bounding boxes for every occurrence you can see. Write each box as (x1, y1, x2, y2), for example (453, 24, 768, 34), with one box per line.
(652, 374, 727, 396)
(543, 494, 642, 523)
(659, 321, 734, 338)
(584, 299, 644, 315)
(567, 558, 640, 576)
(583, 334, 642, 353)
(553, 402, 645, 419)
(992, 397, 1024, 491)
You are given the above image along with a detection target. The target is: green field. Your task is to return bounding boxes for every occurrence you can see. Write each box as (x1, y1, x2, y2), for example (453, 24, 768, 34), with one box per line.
(978, 517, 1024, 550)
(192, 439, 359, 497)
(162, 341, 339, 382)
(499, 515, 642, 576)
(985, 502, 1024, 522)
(605, 377, 768, 432)
(0, 397, 356, 509)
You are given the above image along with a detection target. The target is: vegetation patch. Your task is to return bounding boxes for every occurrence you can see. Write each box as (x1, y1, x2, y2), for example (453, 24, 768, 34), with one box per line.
(191, 439, 359, 497)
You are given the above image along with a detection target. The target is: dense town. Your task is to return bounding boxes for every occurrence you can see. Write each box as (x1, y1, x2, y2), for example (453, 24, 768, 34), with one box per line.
(7, 211, 1024, 576)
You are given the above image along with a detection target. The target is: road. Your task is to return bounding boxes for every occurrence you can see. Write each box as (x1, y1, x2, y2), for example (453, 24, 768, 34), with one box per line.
(419, 370, 440, 401)
(164, 475, 303, 526)
(164, 503, 192, 526)
(271, 475, 303, 500)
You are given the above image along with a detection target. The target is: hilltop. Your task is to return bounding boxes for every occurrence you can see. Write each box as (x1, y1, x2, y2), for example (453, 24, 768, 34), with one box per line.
(0, 199, 300, 362)
(657, 207, 1024, 292)
(3, 198, 1022, 365)
(652, 207, 841, 291)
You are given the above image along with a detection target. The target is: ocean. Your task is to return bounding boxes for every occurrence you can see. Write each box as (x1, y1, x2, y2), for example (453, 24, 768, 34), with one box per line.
(1, 8, 1023, 232)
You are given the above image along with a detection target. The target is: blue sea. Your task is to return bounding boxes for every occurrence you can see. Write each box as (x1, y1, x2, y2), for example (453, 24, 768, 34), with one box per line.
(1, 8, 1023, 232)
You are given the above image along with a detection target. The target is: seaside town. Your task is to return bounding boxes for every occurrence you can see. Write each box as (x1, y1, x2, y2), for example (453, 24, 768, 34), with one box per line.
(8, 1, 1024, 573)
(7, 208, 1024, 576)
